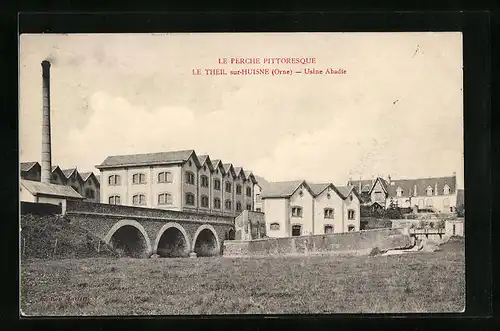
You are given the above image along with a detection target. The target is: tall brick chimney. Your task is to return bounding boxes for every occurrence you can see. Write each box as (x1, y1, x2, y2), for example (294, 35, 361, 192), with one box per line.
(41, 60, 52, 184)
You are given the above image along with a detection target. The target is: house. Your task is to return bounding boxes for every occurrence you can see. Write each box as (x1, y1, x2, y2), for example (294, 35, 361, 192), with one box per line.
(79, 172, 101, 202)
(95, 150, 257, 217)
(348, 173, 459, 213)
(261, 180, 361, 238)
(20, 179, 84, 214)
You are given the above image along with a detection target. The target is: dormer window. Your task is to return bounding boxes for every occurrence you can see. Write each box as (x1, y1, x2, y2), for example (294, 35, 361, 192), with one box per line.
(443, 185, 451, 195)
(188, 160, 192, 167)
(426, 186, 433, 196)
(299, 190, 303, 197)
(396, 187, 403, 197)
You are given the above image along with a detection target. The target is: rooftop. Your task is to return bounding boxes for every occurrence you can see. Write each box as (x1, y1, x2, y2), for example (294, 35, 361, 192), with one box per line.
(96, 150, 195, 169)
(20, 179, 84, 199)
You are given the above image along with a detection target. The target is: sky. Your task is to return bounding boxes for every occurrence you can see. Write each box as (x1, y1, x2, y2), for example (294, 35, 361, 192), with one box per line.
(19, 32, 464, 188)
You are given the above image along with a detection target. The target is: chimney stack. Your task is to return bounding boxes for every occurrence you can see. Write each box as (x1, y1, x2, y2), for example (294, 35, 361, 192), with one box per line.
(41, 60, 52, 184)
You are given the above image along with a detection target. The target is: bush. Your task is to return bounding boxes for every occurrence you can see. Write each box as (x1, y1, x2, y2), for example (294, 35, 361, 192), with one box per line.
(369, 247, 383, 256)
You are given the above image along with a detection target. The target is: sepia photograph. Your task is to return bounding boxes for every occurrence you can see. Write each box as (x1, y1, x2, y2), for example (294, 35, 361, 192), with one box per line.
(19, 32, 465, 316)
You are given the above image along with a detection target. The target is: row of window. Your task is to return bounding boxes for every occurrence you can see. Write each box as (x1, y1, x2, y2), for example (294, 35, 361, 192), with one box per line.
(395, 185, 452, 197)
(108, 172, 252, 196)
(290, 207, 355, 220)
(268, 223, 356, 234)
(108, 193, 252, 211)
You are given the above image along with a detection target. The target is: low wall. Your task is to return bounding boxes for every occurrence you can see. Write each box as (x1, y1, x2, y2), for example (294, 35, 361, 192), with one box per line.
(223, 228, 413, 257)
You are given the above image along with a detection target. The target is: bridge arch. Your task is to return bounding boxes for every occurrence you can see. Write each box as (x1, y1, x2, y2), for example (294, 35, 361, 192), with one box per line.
(192, 224, 221, 257)
(104, 219, 152, 258)
(154, 222, 191, 258)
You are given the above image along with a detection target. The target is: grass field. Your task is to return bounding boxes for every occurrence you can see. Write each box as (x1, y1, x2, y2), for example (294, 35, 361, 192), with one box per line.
(20, 238, 465, 315)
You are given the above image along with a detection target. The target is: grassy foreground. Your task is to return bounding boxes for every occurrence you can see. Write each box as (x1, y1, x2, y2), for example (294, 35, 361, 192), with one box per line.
(20, 238, 465, 315)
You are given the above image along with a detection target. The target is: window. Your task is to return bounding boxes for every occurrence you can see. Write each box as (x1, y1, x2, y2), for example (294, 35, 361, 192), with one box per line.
(200, 175, 209, 188)
(236, 184, 242, 195)
(396, 187, 403, 197)
(52, 174, 58, 181)
(256, 193, 261, 201)
(349, 195, 353, 201)
(452, 224, 456, 235)
(246, 204, 252, 211)
(426, 198, 434, 207)
(256, 208, 262, 212)
(108, 195, 121, 205)
(214, 179, 221, 190)
(270, 223, 280, 231)
(185, 193, 195, 205)
(292, 225, 301, 236)
(292, 206, 302, 217)
(215, 169, 219, 174)
(201, 195, 209, 208)
(236, 201, 242, 211)
(443, 198, 450, 208)
(158, 193, 173, 205)
(132, 194, 146, 205)
(108, 174, 121, 186)
(426, 186, 433, 196)
(225, 200, 232, 210)
(348, 225, 355, 232)
(246, 187, 252, 197)
(85, 189, 95, 199)
(188, 160, 192, 167)
(324, 225, 334, 234)
(225, 181, 232, 193)
(324, 208, 334, 219)
(348, 209, 355, 220)
(132, 173, 147, 184)
(443, 185, 451, 195)
(213, 198, 221, 209)
(186, 171, 195, 185)
(327, 193, 331, 199)
(298, 190, 304, 197)
(158, 172, 172, 183)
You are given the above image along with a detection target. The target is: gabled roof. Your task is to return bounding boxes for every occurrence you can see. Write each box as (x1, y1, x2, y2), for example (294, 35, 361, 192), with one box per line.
(210, 159, 226, 175)
(20, 179, 84, 199)
(197, 154, 214, 172)
(347, 179, 374, 193)
(244, 171, 257, 184)
(223, 163, 236, 177)
(20, 162, 40, 172)
(79, 172, 94, 181)
(309, 182, 347, 200)
(62, 168, 77, 179)
(368, 177, 389, 195)
(336, 185, 362, 200)
(233, 167, 246, 180)
(261, 180, 313, 199)
(385, 176, 457, 197)
(96, 149, 198, 169)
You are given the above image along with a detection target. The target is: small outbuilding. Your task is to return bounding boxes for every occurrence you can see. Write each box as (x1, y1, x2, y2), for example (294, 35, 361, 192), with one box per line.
(20, 179, 84, 214)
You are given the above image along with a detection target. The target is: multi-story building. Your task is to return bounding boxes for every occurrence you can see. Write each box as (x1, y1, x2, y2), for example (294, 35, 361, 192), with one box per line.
(348, 173, 459, 213)
(261, 180, 360, 238)
(20, 161, 100, 202)
(95, 150, 257, 217)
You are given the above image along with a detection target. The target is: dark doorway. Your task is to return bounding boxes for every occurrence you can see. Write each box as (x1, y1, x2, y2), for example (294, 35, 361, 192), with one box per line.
(110, 225, 148, 258)
(194, 229, 219, 257)
(157, 227, 189, 258)
(324, 225, 334, 234)
(228, 228, 235, 240)
(292, 225, 301, 236)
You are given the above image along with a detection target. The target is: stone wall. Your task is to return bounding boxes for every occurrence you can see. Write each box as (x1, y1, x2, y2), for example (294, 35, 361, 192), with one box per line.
(66, 200, 235, 225)
(234, 210, 266, 240)
(223, 228, 413, 257)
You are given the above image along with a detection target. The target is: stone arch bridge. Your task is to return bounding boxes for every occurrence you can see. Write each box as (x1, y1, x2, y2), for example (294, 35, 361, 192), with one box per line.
(65, 201, 235, 258)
